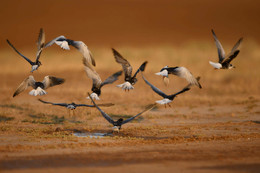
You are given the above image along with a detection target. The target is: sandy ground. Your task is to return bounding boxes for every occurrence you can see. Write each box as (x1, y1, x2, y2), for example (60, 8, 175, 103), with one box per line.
(1, 0, 260, 172)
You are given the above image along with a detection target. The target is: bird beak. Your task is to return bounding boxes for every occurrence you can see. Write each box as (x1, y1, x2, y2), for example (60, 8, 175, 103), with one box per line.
(163, 76, 169, 86)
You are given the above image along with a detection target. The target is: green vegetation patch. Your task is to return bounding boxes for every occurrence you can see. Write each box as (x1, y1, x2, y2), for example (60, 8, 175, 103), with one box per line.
(0, 115, 15, 122)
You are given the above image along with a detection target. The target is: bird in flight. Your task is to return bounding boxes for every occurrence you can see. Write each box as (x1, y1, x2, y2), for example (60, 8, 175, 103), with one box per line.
(88, 93, 155, 132)
(38, 99, 114, 116)
(209, 29, 243, 69)
(13, 75, 65, 97)
(7, 28, 45, 73)
(83, 58, 122, 100)
(155, 66, 202, 88)
(112, 48, 147, 91)
(142, 74, 194, 107)
(45, 35, 95, 66)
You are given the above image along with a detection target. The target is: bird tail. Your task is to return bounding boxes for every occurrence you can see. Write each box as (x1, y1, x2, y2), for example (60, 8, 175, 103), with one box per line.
(209, 61, 222, 69)
(29, 87, 47, 96)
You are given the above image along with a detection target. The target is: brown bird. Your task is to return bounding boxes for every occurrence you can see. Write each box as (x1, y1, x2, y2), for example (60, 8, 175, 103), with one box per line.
(83, 58, 122, 100)
(112, 48, 147, 91)
(13, 75, 65, 97)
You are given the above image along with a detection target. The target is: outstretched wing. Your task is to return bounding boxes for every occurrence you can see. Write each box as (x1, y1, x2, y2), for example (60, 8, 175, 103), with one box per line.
(167, 67, 202, 88)
(122, 104, 156, 125)
(112, 48, 132, 80)
(142, 74, 168, 98)
(83, 58, 102, 90)
(13, 76, 35, 97)
(211, 29, 225, 63)
(169, 87, 190, 98)
(42, 76, 65, 89)
(44, 35, 67, 48)
(101, 71, 122, 87)
(76, 103, 114, 107)
(71, 41, 96, 66)
(221, 50, 240, 67)
(38, 99, 68, 107)
(132, 61, 148, 78)
(225, 37, 243, 61)
(7, 39, 34, 65)
(35, 28, 45, 62)
(88, 93, 115, 125)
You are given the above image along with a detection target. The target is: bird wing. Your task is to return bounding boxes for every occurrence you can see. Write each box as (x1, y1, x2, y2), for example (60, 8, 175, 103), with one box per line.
(112, 48, 132, 80)
(44, 35, 67, 48)
(142, 74, 168, 98)
(167, 67, 201, 88)
(77, 103, 114, 107)
(38, 99, 68, 107)
(42, 76, 65, 89)
(225, 37, 243, 60)
(71, 41, 96, 66)
(83, 58, 102, 90)
(168, 86, 190, 98)
(132, 61, 148, 78)
(101, 71, 123, 87)
(122, 104, 156, 125)
(221, 50, 240, 67)
(13, 76, 35, 97)
(211, 29, 225, 63)
(35, 28, 45, 62)
(88, 93, 114, 125)
(6, 39, 34, 65)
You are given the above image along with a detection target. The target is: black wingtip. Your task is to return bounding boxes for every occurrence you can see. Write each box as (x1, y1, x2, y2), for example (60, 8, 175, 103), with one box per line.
(140, 61, 148, 72)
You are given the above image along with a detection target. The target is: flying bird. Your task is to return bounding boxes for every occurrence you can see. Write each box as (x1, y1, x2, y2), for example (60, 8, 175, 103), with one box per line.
(142, 74, 192, 107)
(44, 35, 95, 66)
(155, 66, 202, 88)
(209, 29, 243, 69)
(38, 99, 114, 116)
(112, 48, 147, 90)
(83, 58, 122, 100)
(13, 75, 65, 97)
(7, 28, 45, 72)
(88, 93, 155, 132)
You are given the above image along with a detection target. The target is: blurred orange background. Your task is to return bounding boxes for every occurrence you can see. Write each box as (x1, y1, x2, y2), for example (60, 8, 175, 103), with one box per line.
(0, 0, 260, 49)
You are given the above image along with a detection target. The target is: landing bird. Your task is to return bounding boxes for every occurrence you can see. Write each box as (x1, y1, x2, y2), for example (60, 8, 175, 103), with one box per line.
(44, 36, 95, 66)
(142, 74, 191, 107)
(88, 93, 155, 132)
(209, 29, 243, 69)
(112, 48, 147, 91)
(83, 58, 122, 100)
(13, 75, 65, 97)
(155, 66, 202, 88)
(7, 28, 45, 72)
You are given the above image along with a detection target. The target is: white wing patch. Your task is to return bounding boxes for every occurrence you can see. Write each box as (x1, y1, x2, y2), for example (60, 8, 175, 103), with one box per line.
(209, 61, 222, 69)
(55, 41, 70, 50)
(117, 81, 134, 90)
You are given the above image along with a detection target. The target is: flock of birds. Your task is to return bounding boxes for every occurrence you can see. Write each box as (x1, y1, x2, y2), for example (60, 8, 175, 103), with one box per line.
(7, 29, 243, 132)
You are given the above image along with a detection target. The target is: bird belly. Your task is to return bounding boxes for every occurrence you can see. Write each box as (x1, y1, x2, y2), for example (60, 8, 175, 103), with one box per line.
(112, 126, 120, 132)
(155, 69, 168, 77)
(155, 98, 172, 105)
(29, 87, 47, 96)
(31, 65, 39, 72)
(86, 93, 100, 100)
(117, 82, 134, 90)
(67, 105, 76, 110)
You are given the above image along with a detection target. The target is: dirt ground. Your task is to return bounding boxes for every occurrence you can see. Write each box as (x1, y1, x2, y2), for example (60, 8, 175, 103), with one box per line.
(0, 0, 260, 173)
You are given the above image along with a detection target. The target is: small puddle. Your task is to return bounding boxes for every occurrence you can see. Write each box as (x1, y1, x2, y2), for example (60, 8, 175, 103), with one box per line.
(73, 132, 112, 138)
